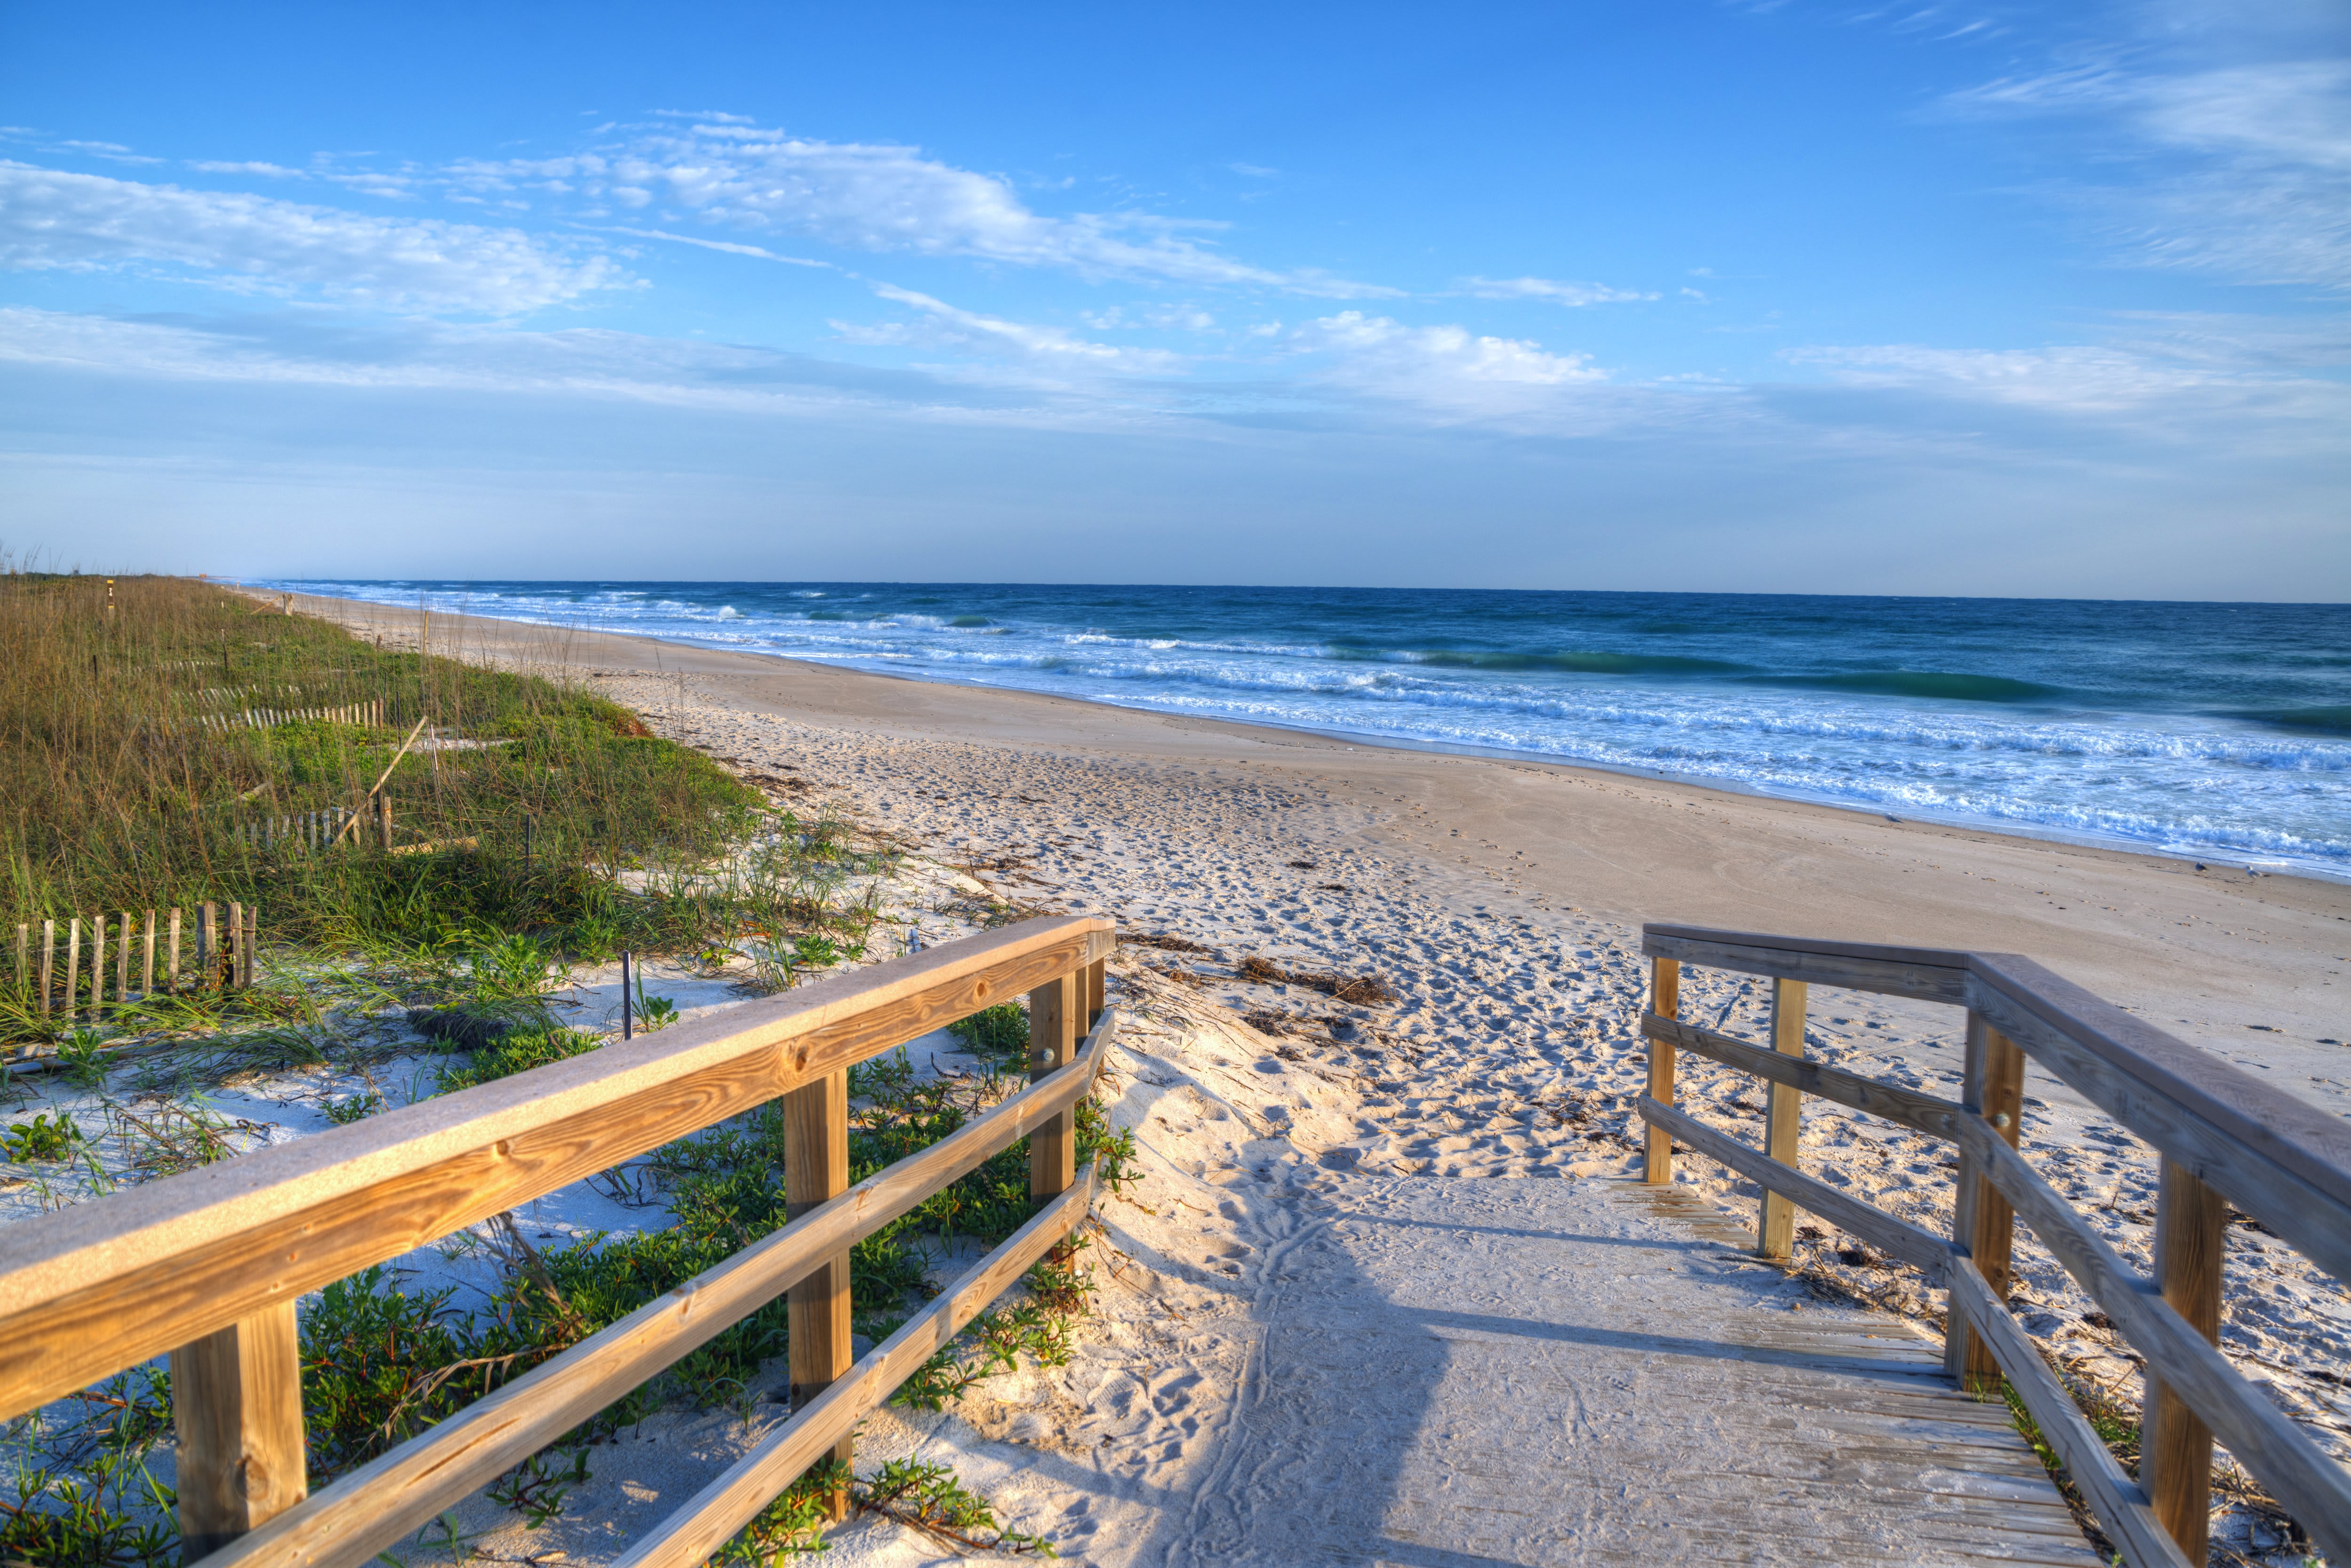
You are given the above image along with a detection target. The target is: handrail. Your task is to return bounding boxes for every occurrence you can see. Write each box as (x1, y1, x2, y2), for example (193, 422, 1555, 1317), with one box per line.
(0, 914, 1113, 1420)
(1636, 922, 2351, 1568)
(202, 1007, 1121, 1568)
(0, 914, 1116, 1564)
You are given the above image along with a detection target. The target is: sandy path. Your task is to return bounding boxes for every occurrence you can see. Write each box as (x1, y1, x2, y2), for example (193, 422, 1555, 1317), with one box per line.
(277, 592, 2348, 1563)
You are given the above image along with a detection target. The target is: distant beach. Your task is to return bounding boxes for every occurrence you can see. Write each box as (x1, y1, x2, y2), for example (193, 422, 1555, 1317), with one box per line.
(262, 580, 2351, 882)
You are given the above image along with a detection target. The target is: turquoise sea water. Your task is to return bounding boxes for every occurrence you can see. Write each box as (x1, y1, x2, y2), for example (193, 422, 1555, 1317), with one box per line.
(266, 581, 2351, 879)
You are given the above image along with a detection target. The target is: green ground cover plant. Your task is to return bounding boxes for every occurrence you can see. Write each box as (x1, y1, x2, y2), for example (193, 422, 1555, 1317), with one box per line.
(0, 575, 1127, 1561)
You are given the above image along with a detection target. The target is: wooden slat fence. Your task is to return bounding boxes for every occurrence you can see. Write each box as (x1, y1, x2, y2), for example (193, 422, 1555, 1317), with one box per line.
(1637, 923, 2351, 1568)
(195, 699, 387, 732)
(0, 914, 1116, 1566)
(12, 902, 255, 1023)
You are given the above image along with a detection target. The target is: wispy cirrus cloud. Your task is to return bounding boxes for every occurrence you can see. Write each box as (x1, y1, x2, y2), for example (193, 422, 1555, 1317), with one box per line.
(834, 282, 1180, 373)
(443, 123, 1398, 296)
(0, 163, 629, 313)
(1948, 48, 2351, 289)
(1460, 276, 1657, 306)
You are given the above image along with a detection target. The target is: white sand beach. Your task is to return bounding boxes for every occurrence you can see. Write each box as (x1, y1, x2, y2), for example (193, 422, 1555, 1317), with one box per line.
(208, 593, 2351, 1563)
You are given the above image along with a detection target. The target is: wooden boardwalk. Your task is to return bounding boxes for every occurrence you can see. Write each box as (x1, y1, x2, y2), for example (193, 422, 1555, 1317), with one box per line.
(1152, 1173, 2096, 1567)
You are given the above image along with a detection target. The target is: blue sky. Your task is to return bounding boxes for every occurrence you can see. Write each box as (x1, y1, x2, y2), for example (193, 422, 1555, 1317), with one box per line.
(1, 0, 2344, 597)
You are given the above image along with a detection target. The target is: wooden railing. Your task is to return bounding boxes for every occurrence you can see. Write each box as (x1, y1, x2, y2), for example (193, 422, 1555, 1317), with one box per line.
(1636, 923, 2351, 1568)
(0, 914, 1117, 1566)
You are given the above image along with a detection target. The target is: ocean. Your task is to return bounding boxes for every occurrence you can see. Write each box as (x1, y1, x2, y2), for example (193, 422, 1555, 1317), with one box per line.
(263, 581, 2351, 880)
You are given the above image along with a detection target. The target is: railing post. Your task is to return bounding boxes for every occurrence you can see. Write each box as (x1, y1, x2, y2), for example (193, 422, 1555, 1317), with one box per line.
(1757, 977, 1807, 1259)
(171, 1301, 307, 1560)
(783, 1067, 852, 1519)
(1945, 1013, 2025, 1388)
(1028, 969, 1080, 1200)
(1084, 954, 1107, 1030)
(2143, 1158, 2225, 1562)
(1644, 957, 1680, 1184)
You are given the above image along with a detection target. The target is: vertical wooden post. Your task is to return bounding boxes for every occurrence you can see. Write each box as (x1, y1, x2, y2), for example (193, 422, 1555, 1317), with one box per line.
(1644, 957, 1681, 1184)
(171, 1302, 308, 1558)
(783, 1068, 852, 1519)
(1028, 969, 1080, 1200)
(1084, 955, 1106, 1028)
(169, 907, 182, 990)
(116, 912, 130, 1001)
(378, 793, 394, 853)
(197, 903, 214, 988)
(2142, 1158, 2225, 1562)
(620, 951, 633, 1040)
(243, 905, 258, 988)
(1757, 977, 1807, 1260)
(142, 909, 156, 996)
(90, 915, 106, 1019)
(39, 920, 54, 1016)
(65, 918, 79, 1023)
(1946, 1014, 2026, 1386)
(226, 902, 244, 990)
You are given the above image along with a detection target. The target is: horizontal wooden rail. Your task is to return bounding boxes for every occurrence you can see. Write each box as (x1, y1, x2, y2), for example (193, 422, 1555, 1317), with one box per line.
(1640, 1014, 1965, 1141)
(1944, 1257, 2189, 1568)
(616, 1166, 1100, 1568)
(1958, 1115, 2351, 1555)
(200, 1008, 1119, 1568)
(1635, 1097, 1951, 1274)
(1643, 924, 1970, 1003)
(1964, 954, 2351, 1290)
(1641, 921, 2351, 1568)
(0, 914, 1114, 1421)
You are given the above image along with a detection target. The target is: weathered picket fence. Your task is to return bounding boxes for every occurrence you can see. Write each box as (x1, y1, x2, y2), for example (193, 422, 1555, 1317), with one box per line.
(197, 700, 387, 732)
(235, 809, 357, 853)
(11, 902, 258, 1021)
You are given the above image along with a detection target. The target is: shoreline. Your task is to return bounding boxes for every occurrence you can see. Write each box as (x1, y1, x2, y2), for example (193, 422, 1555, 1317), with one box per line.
(251, 579, 2351, 887)
(276, 584, 2351, 1075)
(265, 584, 2351, 887)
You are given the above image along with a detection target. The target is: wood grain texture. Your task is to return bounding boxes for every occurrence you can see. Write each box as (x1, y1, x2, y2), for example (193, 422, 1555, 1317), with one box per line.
(1945, 1257, 2191, 1568)
(612, 1169, 1099, 1568)
(1964, 956, 2351, 1288)
(173, 1303, 307, 1557)
(195, 1012, 1118, 1568)
(1641, 925, 1970, 1003)
(0, 915, 1113, 1424)
(1028, 970, 1079, 1200)
(1636, 1096, 1951, 1276)
(1948, 1015, 2025, 1389)
(1640, 1015, 1964, 1141)
(1959, 1116, 2351, 1563)
(782, 1069, 852, 1518)
(2142, 1158, 2228, 1563)
(1758, 978, 1807, 1260)
(1643, 958, 1680, 1185)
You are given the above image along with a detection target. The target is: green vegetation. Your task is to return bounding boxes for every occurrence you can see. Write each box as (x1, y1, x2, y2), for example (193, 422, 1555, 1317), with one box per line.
(1, 574, 759, 956)
(0, 575, 1131, 1563)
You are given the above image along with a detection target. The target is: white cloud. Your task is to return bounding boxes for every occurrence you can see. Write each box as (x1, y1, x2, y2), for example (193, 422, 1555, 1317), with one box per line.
(1460, 276, 1657, 306)
(449, 126, 1397, 295)
(1949, 54, 2351, 288)
(836, 283, 1177, 372)
(60, 139, 162, 165)
(1289, 311, 1611, 424)
(191, 160, 307, 178)
(599, 225, 830, 266)
(1787, 338, 2351, 430)
(0, 163, 629, 313)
